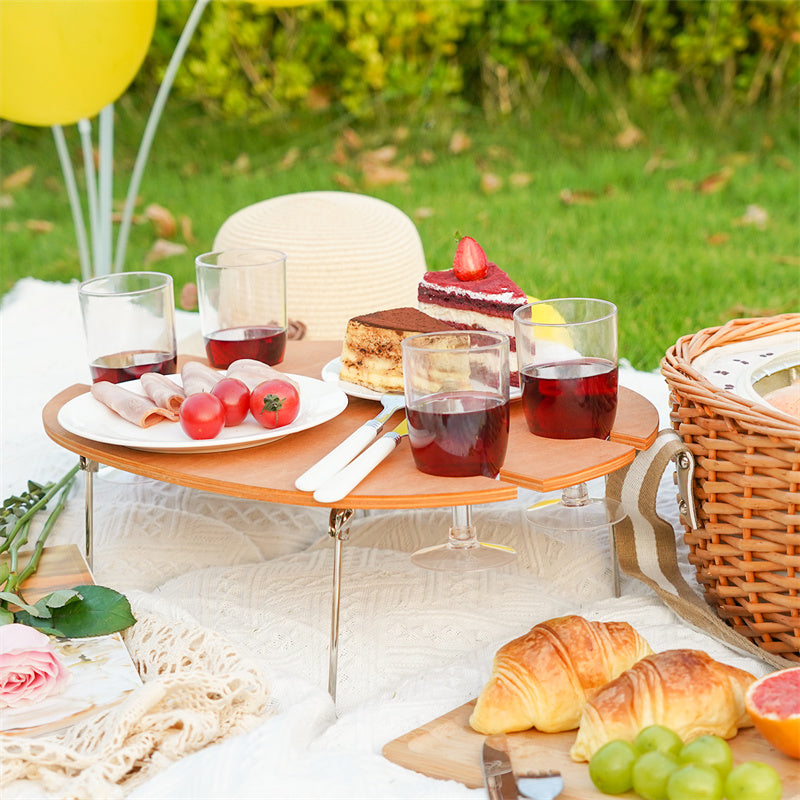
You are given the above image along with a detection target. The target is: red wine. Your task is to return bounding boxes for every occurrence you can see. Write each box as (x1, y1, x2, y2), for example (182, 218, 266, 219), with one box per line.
(204, 326, 286, 369)
(520, 357, 618, 439)
(406, 391, 509, 478)
(90, 350, 177, 384)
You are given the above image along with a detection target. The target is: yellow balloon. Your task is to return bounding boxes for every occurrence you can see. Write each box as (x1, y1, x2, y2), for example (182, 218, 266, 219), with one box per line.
(0, 0, 157, 126)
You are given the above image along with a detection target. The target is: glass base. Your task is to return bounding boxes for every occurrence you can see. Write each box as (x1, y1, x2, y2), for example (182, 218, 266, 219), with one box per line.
(411, 541, 516, 572)
(527, 496, 626, 531)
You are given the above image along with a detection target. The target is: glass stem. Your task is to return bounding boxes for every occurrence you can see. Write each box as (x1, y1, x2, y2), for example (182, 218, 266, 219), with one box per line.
(448, 505, 478, 549)
(561, 482, 591, 507)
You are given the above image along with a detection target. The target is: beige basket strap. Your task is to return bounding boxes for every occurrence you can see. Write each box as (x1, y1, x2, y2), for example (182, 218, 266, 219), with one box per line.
(607, 429, 795, 670)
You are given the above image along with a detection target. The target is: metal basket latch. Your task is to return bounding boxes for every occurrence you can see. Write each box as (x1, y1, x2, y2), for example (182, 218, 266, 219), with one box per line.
(674, 448, 699, 530)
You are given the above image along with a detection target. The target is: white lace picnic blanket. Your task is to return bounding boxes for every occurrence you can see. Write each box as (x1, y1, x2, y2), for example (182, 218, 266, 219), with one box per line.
(0, 280, 774, 799)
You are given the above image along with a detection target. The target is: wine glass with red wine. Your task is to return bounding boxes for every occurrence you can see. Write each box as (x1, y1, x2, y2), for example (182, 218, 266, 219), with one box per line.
(78, 271, 177, 384)
(195, 249, 287, 369)
(513, 298, 626, 530)
(402, 331, 516, 571)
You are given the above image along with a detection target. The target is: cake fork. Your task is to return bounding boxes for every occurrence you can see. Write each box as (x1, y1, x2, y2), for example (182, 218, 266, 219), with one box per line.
(294, 393, 405, 491)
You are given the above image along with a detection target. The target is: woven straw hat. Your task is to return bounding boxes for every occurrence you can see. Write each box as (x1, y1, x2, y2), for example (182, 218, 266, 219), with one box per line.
(213, 191, 427, 340)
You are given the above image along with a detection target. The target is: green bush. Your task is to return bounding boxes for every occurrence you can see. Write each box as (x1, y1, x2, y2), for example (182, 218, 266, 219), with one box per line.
(140, 0, 798, 123)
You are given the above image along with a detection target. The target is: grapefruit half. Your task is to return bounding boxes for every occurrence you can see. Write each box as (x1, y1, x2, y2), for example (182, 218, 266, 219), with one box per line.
(744, 666, 800, 759)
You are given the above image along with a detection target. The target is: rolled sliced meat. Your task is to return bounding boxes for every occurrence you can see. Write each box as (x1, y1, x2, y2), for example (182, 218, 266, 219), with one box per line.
(226, 358, 299, 391)
(181, 360, 222, 395)
(140, 372, 185, 414)
(91, 381, 176, 427)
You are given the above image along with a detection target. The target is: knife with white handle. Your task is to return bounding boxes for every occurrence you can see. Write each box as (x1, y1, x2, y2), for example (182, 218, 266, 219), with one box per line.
(295, 394, 404, 492)
(312, 420, 408, 504)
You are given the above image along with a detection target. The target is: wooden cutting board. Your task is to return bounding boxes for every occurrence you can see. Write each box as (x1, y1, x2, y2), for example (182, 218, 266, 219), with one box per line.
(382, 700, 800, 798)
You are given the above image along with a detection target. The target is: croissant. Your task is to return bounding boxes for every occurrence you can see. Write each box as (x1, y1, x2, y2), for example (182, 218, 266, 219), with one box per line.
(469, 615, 653, 735)
(569, 649, 756, 762)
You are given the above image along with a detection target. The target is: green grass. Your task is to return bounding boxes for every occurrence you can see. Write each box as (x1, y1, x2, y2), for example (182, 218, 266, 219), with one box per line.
(1, 91, 797, 371)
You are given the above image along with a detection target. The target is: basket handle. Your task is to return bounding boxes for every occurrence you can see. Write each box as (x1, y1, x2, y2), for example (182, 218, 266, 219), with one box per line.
(607, 430, 795, 671)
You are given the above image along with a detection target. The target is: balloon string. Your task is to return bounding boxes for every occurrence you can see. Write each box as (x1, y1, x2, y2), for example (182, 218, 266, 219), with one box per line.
(114, 0, 211, 273)
(78, 118, 100, 277)
(98, 104, 114, 275)
(51, 125, 91, 281)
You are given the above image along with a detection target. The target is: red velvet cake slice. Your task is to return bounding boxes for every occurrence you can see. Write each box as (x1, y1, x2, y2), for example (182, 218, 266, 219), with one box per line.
(417, 237, 528, 383)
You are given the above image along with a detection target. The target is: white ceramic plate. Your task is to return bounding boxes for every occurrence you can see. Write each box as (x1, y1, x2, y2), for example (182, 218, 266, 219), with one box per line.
(321, 357, 521, 401)
(321, 357, 400, 401)
(58, 373, 348, 453)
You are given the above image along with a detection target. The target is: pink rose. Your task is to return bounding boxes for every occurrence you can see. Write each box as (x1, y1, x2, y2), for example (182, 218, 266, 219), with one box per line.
(0, 623, 71, 708)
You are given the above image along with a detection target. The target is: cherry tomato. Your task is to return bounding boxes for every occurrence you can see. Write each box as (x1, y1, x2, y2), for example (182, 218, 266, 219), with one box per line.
(211, 377, 250, 426)
(179, 392, 225, 439)
(250, 379, 300, 429)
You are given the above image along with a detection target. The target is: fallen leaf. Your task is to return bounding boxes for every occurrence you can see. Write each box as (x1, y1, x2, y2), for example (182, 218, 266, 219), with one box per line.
(25, 219, 53, 233)
(305, 85, 331, 111)
(2, 165, 34, 192)
(330, 138, 349, 166)
(145, 203, 177, 239)
(145, 239, 186, 265)
(773, 155, 795, 172)
(559, 188, 597, 205)
(361, 164, 409, 187)
(418, 149, 436, 165)
(615, 125, 645, 149)
(280, 146, 300, 170)
(720, 152, 755, 167)
(667, 178, 695, 192)
(179, 214, 195, 243)
(414, 207, 435, 219)
(510, 172, 533, 187)
(733, 204, 769, 229)
(449, 130, 471, 154)
(706, 232, 730, 245)
(392, 126, 410, 143)
(480, 172, 503, 194)
(342, 128, 362, 151)
(360, 145, 398, 166)
(223, 153, 251, 176)
(332, 171, 356, 189)
(179, 282, 198, 311)
(696, 166, 732, 194)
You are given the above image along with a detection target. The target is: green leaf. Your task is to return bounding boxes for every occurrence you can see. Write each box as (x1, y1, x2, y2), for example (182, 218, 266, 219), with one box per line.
(0, 607, 15, 625)
(0, 590, 45, 616)
(44, 585, 136, 638)
(41, 588, 82, 610)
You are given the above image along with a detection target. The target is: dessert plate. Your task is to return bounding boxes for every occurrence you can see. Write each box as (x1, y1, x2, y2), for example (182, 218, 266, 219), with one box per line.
(321, 357, 401, 401)
(58, 373, 348, 453)
(322, 358, 522, 401)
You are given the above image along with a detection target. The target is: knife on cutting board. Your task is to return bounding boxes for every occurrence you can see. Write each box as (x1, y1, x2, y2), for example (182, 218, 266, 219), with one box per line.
(312, 419, 408, 503)
(482, 740, 519, 800)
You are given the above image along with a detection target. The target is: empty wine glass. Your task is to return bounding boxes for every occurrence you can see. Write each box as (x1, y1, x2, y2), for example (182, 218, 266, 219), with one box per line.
(513, 298, 626, 530)
(402, 331, 516, 570)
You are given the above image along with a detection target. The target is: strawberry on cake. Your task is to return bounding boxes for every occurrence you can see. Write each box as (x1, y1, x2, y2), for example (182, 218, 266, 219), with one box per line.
(417, 236, 529, 382)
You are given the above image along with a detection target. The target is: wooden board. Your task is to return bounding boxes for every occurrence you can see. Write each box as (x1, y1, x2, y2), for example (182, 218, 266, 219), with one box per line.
(11, 544, 93, 602)
(382, 701, 800, 798)
(1, 545, 142, 737)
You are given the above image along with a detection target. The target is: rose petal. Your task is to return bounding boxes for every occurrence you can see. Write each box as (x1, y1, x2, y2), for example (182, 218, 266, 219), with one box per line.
(0, 623, 50, 654)
(0, 624, 71, 708)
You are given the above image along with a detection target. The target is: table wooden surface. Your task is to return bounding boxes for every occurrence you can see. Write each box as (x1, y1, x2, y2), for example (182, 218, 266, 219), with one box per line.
(42, 340, 659, 509)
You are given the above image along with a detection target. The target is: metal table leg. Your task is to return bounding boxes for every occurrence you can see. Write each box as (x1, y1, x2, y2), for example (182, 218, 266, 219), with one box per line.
(79, 457, 98, 570)
(327, 507, 354, 703)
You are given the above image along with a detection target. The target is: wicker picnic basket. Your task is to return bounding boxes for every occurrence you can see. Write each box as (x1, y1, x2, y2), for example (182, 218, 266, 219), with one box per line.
(661, 313, 800, 664)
